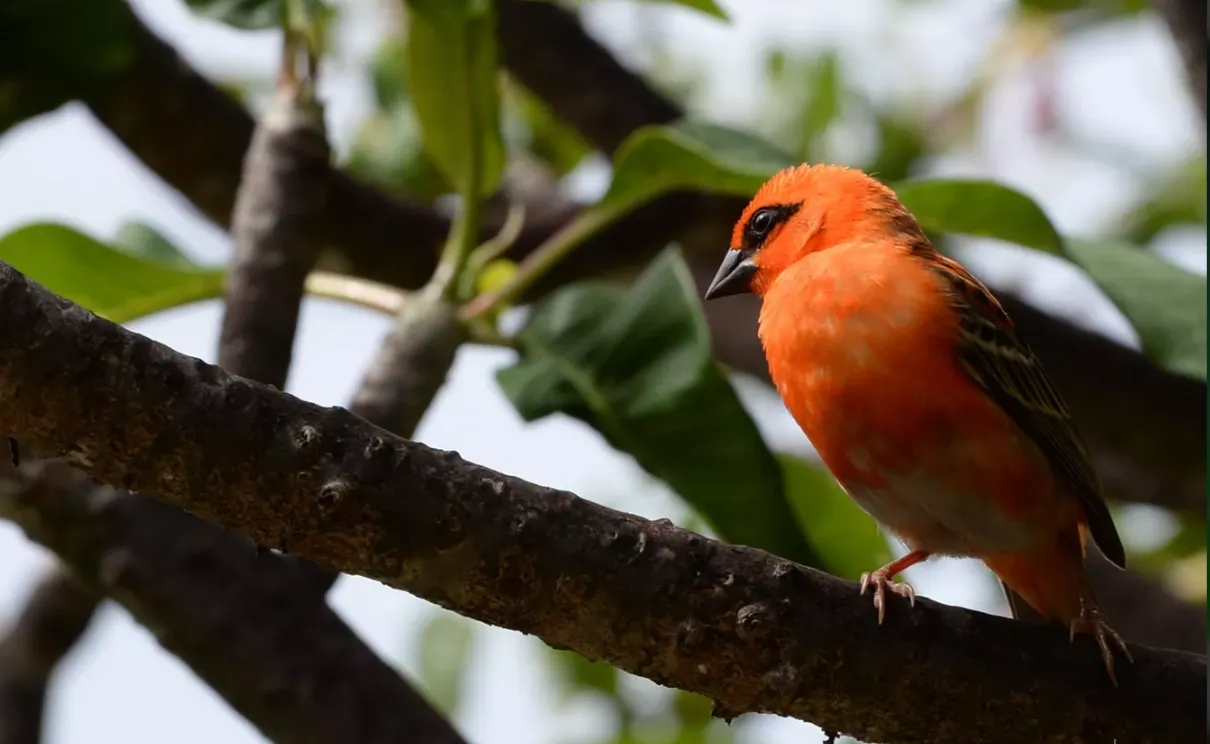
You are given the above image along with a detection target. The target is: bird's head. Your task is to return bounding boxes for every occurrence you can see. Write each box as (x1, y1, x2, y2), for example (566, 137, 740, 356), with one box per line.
(704, 163, 919, 300)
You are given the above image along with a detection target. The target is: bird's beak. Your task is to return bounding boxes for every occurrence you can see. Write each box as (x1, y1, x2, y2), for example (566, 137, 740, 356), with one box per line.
(704, 248, 756, 300)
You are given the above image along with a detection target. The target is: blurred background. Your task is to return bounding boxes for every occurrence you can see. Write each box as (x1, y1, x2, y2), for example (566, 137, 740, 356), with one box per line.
(0, 0, 1204, 743)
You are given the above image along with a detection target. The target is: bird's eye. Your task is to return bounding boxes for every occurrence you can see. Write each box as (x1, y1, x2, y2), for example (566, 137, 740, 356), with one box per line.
(747, 208, 777, 239)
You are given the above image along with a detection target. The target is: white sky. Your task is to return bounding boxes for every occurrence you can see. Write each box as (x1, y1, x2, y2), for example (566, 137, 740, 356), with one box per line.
(0, 1, 1201, 743)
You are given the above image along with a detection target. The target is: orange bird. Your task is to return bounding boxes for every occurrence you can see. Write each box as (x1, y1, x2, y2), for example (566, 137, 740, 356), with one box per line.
(705, 164, 1132, 684)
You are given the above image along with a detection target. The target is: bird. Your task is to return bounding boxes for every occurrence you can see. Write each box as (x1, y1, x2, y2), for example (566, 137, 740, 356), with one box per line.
(703, 163, 1132, 685)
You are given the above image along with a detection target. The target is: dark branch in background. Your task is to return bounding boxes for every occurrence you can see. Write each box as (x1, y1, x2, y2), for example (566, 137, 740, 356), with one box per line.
(0, 567, 98, 744)
(1150, 0, 1207, 117)
(0, 463, 466, 744)
(0, 266, 1202, 744)
(81, 5, 1206, 518)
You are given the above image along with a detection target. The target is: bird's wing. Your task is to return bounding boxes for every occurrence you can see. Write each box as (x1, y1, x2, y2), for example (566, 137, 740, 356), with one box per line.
(927, 255, 1126, 569)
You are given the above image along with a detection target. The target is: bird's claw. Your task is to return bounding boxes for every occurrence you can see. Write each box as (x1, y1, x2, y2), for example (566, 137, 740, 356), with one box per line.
(1069, 606, 1133, 687)
(859, 569, 915, 625)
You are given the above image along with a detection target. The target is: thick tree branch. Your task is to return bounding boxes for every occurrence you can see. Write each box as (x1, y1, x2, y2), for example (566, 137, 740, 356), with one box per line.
(0, 568, 98, 744)
(0, 263, 1204, 744)
(77, 4, 1206, 517)
(0, 462, 467, 744)
(219, 65, 331, 390)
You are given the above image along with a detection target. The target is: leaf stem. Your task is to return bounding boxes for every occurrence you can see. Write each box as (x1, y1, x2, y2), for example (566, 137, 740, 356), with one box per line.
(431, 25, 486, 300)
(303, 271, 515, 349)
(460, 205, 616, 320)
(304, 272, 408, 315)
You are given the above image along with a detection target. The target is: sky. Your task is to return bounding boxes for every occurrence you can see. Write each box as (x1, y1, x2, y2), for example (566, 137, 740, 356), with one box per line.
(0, 1, 1201, 743)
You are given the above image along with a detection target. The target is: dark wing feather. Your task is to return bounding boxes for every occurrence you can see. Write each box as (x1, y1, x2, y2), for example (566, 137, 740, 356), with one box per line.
(928, 256, 1126, 569)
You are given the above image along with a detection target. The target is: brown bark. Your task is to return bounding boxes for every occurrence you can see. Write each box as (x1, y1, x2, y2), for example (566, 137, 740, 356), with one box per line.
(0, 260, 1203, 744)
(0, 463, 467, 744)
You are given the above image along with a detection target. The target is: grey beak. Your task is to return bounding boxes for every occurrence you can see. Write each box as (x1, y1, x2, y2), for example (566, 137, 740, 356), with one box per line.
(704, 249, 757, 300)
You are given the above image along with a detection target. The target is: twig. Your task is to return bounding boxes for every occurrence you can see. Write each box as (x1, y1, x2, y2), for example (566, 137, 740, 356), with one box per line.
(218, 31, 330, 390)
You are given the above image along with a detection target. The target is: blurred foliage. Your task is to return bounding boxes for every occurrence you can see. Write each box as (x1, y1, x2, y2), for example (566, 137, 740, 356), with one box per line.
(1064, 239, 1207, 379)
(0, 0, 1204, 742)
(781, 457, 892, 581)
(1117, 156, 1208, 246)
(499, 248, 821, 567)
(417, 611, 478, 717)
(597, 121, 793, 218)
(0, 223, 223, 323)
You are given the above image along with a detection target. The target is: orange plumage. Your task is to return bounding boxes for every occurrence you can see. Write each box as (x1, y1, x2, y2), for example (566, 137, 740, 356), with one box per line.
(705, 163, 1132, 684)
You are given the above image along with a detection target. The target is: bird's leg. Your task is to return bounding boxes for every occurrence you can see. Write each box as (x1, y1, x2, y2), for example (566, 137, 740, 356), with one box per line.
(859, 550, 929, 624)
(1069, 590, 1133, 687)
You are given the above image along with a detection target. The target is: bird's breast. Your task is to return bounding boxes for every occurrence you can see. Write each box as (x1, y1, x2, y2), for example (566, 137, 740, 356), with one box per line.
(757, 251, 1063, 555)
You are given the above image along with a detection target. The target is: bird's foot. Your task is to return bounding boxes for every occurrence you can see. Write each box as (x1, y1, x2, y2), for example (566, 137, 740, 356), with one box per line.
(1069, 603, 1133, 687)
(859, 568, 916, 625)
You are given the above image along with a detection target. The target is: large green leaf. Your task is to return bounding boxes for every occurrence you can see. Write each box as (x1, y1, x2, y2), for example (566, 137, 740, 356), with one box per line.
(0, 0, 134, 134)
(0, 223, 224, 323)
(404, 0, 505, 197)
(779, 456, 892, 581)
(417, 610, 475, 716)
(497, 248, 818, 566)
(893, 179, 1065, 256)
(600, 121, 794, 218)
(1064, 239, 1206, 380)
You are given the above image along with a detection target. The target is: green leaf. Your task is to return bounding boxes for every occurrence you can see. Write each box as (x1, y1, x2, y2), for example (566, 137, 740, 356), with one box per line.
(404, 0, 505, 197)
(497, 248, 819, 566)
(0, 0, 135, 134)
(1064, 239, 1206, 380)
(183, 0, 279, 29)
(893, 179, 1064, 255)
(0, 223, 224, 323)
(651, 0, 728, 19)
(112, 221, 200, 269)
(368, 35, 410, 110)
(779, 456, 892, 581)
(600, 121, 794, 218)
(345, 102, 449, 200)
(417, 610, 476, 716)
(866, 113, 927, 183)
(521, 0, 728, 21)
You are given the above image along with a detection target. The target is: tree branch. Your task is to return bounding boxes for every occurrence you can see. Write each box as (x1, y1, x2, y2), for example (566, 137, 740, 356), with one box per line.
(0, 262, 1203, 744)
(218, 58, 331, 390)
(0, 462, 467, 744)
(0, 567, 98, 744)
